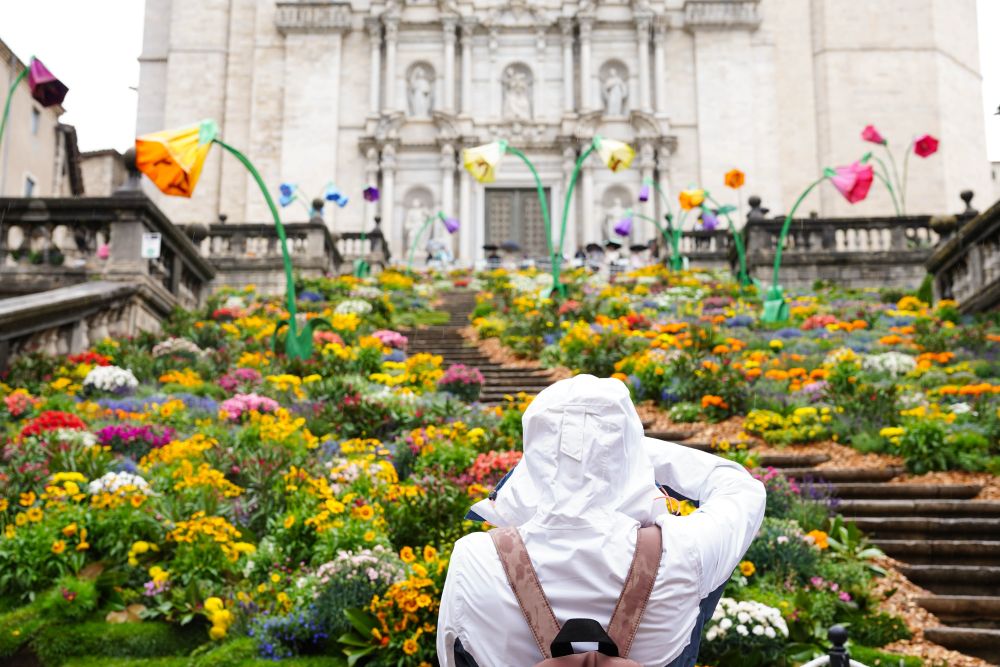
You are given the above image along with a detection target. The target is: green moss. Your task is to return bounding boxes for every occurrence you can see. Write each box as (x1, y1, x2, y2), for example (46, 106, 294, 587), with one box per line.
(0, 602, 45, 658)
(32, 621, 207, 666)
(850, 645, 923, 667)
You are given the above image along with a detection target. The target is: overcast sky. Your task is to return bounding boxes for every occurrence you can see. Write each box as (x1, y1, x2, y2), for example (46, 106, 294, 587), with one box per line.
(0, 0, 998, 159)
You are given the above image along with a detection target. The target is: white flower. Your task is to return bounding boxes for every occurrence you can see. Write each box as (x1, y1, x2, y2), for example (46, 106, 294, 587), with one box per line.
(765, 627, 776, 639)
(862, 351, 917, 377)
(752, 625, 764, 636)
(777, 535, 789, 544)
(737, 611, 750, 624)
(705, 628, 718, 642)
(736, 625, 748, 636)
(335, 299, 373, 315)
(719, 618, 732, 630)
(83, 365, 138, 393)
(950, 402, 972, 415)
(87, 471, 150, 495)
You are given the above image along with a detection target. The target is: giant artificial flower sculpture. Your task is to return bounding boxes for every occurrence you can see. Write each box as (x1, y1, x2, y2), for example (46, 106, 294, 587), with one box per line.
(135, 119, 330, 360)
(407, 212, 460, 271)
(860, 124, 940, 215)
(762, 153, 886, 323)
(462, 135, 635, 297)
(0, 56, 68, 156)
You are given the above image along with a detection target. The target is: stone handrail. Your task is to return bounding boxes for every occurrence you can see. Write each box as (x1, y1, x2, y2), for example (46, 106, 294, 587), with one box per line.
(337, 229, 391, 269)
(0, 193, 215, 308)
(926, 198, 1000, 312)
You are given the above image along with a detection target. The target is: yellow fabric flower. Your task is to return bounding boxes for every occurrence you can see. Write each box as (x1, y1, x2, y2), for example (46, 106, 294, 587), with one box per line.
(595, 137, 635, 173)
(463, 141, 506, 183)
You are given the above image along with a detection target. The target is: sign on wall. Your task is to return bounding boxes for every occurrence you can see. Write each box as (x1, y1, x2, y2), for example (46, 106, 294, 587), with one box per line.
(141, 232, 162, 259)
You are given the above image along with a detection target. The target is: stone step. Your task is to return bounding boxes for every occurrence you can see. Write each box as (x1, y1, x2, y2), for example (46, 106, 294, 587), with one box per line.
(847, 516, 1000, 540)
(830, 483, 983, 500)
(781, 466, 905, 482)
(902, 565, 1000, 596)
(644, 430, 698, 442)
(916, 595, 1000, 625)
(874, 539, 1000, 566)
(756, 453, 829, 468)
(923, 626, 1000, 663)
(838, 500, 1000, 517)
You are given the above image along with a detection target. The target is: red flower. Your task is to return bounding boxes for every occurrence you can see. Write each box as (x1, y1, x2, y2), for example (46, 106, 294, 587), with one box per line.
(830, 162, 874, 204)
(913, 134, 939, 158)
(19, 411, 87, 439)
(861, 125, 885, 145)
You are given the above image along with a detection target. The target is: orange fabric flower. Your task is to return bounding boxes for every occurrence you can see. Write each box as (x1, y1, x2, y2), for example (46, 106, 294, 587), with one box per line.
(135, 119, 218, 197)
(724, 169, 745, 189)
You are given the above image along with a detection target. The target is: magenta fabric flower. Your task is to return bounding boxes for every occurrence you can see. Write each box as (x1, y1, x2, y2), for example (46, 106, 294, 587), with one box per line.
(830, 162, 874, 204)
(28, 57, 68, 107)
(913, 134, 939, 158)
(861, 125, 885, 145)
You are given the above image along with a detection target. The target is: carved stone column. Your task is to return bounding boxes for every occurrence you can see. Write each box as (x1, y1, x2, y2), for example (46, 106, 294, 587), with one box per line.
(560, 18, 575, 112)
(366, 18, 382, 113)
(579, 16, 593, 110)
(384, 17, 399, 110)
(655, 143, 674, 226)
(636, 15, 652, 111)
(653, 18, 668, 114)
(440, 142, 457, 256)
(443, 17, 457, 111)
(460, 18, 475, 114)
(380, 145, 399, 255)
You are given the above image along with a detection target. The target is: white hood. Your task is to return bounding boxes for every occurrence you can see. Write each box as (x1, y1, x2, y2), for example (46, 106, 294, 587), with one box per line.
(471, 374, 663, 528)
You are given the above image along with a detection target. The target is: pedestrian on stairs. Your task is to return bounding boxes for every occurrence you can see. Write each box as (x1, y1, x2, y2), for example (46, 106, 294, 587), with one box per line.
(437, 375, 766, 667)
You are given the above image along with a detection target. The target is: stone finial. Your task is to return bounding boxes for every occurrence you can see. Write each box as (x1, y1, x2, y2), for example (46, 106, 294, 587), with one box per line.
(115, 148, 142, 195)
(218, 213, 228, 224)
(186, 223, 209, 244)
(310, 198, 325, 224)
(747, 195, 768, 221)
(958, 190, 977, 226)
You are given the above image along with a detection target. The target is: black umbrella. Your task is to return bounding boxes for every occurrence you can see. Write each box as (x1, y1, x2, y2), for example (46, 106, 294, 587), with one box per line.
(500, 241, 521, 253)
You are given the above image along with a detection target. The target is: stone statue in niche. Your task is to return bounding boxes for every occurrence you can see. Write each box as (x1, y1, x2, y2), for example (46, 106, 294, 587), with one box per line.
(404, 197, 430, 251)
(502, 66, 533, 120)
(604, 196, 627, 241)
(602, 66, 628, 116)
(407, 66, 433, 117)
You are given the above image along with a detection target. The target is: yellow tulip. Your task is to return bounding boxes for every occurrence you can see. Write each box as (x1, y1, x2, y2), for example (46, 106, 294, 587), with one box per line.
(678, 189, 705, 210)
(463, 141, 506, 183)
(135, 119, 218, 197)
(595, 137, 635, 173)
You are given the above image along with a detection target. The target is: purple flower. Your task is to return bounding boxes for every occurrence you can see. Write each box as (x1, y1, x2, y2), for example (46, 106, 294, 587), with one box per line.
(28, 58, 68, 107)
(638, 184, 651, 202)
(442, 216, 460, 234)
(613, 215, 633, 237)
(363, 186, 380, 202)
(701, 210, 719, 231)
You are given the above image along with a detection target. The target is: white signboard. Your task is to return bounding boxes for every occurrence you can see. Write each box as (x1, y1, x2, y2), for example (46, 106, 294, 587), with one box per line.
(141, 233, 162, 259)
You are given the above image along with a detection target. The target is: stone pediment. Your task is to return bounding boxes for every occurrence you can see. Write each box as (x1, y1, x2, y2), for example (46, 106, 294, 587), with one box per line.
(484, 0, 555, 29)
(274, 1, 351, 34)
(683, 0, 761, 30)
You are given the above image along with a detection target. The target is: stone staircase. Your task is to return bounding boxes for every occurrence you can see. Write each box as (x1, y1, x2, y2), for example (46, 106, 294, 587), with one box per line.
(414, 292, 1000, 665)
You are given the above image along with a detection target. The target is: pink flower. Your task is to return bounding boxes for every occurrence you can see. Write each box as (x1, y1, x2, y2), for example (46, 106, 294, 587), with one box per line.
(913, 134, 939, 158)
(96, 244, 110, 260)
(861, 125, 885, 145)
(839, 591, 852, 602)
(830, 162, 874, 204)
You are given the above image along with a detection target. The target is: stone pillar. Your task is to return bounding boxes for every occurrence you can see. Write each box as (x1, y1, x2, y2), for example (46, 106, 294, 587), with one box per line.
(636, 16, 652, 111)
(639, 143, 656, 242)
(579, 17, 593, 110)
(380, 145, 399, 257)
(582, 164, 596, 244)
(384, 17, 399, 110)
(365, 147, 379, 230)
(653, 18, 668, 114)
(459, 167, 474, 265)
(440, 142, 457, 256)
(562, 146, 579, 254)
(443, 17, 457, 111)
(460, 18, 475, 114)
(655, 144, 673, 229)
(366, 18, 382, 113)
(560, 18, 575, 112)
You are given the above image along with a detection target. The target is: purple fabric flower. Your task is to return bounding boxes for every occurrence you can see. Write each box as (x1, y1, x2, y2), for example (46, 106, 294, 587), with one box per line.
(638, 184, 651, 203)
(442, 216, 460, 234)
(613, 216, 633, 237)
(701, 210, 719, 231)
(363, 186, 380, 202)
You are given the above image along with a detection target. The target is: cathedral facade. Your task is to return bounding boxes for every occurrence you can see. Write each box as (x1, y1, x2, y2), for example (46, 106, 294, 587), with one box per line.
(136, 0, 992, 263)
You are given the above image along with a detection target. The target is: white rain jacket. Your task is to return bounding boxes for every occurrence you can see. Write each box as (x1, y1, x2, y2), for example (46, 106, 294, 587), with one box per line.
(437, 375, 766, 667)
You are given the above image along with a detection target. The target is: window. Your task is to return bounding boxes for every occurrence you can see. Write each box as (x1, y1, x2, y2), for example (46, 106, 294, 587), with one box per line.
(24, 175, 36, 197)
(31, 108, 40, 135)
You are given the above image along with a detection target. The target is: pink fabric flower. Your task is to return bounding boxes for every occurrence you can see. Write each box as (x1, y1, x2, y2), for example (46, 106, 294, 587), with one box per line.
(861, 125, 885, 145)
(830, 162, 874, 204)
(913, 134, 939, 158)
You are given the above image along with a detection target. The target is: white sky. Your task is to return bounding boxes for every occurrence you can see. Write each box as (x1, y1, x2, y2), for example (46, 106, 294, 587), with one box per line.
(0, 0, 998, 159)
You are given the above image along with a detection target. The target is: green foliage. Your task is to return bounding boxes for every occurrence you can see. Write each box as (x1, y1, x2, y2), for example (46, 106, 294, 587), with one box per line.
(743, 518, 819, 584)
(0, 602, 45, 658)
(896, 419, 991, 474)
(849, 645, 923, 667)
(848, 612, 912, 647)
(31, 622, 206, 666)
(825, 516, 886, 575)
(39, 576, 99, 621)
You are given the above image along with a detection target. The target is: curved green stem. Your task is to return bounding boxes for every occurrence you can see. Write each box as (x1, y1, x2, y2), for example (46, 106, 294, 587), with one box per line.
(214, 138, 307, 358)
(771, 175, 827, 289)
(871, 156, 902, 217)
(643, 178, 676, 221)
(558, 142, 596, 263)
(901, 143, 911, 215)
(504, 145, 563, 296)
(705, 193, 751, 285)
(0, 66, 30, 156)
(407, 212, 444, 271)
(633, 211, 679, 267)
(883, 145, 903, 213)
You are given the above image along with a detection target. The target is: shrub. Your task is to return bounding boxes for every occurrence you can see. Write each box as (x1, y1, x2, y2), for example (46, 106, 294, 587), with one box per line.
(31, 621, 205, 666)
(437, 364, 484, 402)
(743, 518, 820, 584)
(311, 546, 405, 642)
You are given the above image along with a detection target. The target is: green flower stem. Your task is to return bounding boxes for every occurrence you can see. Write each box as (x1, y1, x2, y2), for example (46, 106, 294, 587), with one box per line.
(901, 143, 911, 215)
(705, 193, 751, 285)
(557, 142, 597, 263)
(883, 145, 904, 214)
(213, 138, 307, 358)
(632, 211, 681, 269)
(644, 178, 676, 222)
(871, 156, 902, 217)
(407, 212, 444, 272)
(0, 65, 30, 155)
(770, 175, 828, 291)
(504, 145, 565, 297)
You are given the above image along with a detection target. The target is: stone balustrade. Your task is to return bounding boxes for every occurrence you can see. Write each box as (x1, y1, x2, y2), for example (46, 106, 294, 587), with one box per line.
(0, 281, 154, 369)
(741, 215, 938, 289)
(337, 229, 392, 269)
(0, 193, 215, 308)
(926, 198, 1000, 313)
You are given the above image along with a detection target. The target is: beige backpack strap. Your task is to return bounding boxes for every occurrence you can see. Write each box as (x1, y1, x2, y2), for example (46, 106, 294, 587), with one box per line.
(490, 527, 561, 659)
(607, 524, 662, 658)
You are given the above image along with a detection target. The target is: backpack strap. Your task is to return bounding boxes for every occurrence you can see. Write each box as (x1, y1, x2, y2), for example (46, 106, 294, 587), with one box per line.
(607, 525, 662, 658)
(490, 527, 561, 659)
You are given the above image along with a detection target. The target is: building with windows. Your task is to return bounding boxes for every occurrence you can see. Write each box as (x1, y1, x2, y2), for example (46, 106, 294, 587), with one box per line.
(136, 0, 993, 263)
(0, 39, 83, 198)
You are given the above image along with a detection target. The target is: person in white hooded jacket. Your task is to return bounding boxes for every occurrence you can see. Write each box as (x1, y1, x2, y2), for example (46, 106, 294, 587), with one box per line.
(437, 375, 766, 667)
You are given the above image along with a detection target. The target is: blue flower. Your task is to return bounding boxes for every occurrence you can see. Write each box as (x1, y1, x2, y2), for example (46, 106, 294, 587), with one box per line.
(299, 290, 323, 302)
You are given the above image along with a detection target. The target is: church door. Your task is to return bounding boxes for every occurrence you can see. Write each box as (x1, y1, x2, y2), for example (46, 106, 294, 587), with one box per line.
(485, 188, 550, 259)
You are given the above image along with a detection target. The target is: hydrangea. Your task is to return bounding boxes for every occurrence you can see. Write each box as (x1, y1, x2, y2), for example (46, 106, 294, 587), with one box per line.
(705, 598, 788, 643)
(82, 366, 139, 394)
(87, 471, 151, 495)
(335, 299, 372, 315)
(862, 351, 917, 377)
(151, 337, 205, 358)
(220, 393, 281, 420)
